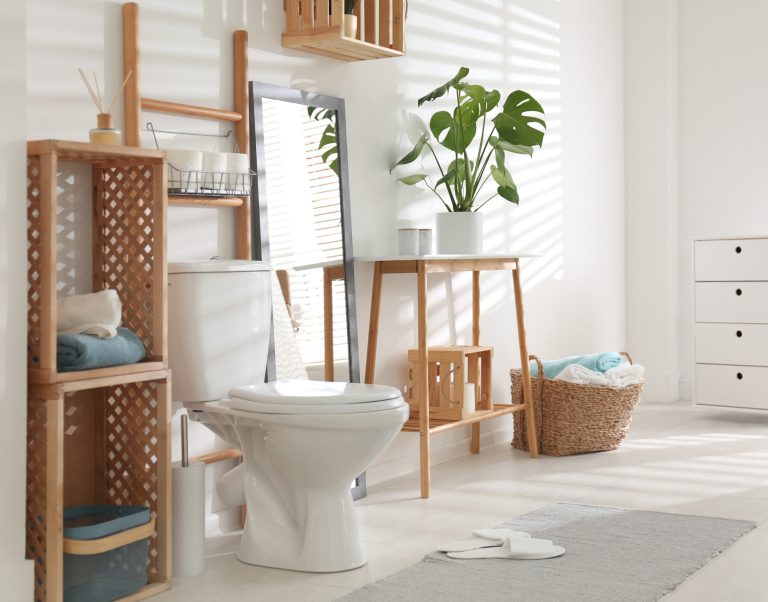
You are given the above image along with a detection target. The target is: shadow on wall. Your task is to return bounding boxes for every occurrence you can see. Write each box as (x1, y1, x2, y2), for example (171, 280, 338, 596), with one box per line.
(30, 0, 564, 398)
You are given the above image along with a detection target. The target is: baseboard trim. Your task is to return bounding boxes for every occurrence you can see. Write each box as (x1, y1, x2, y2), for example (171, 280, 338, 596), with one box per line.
(678, 377, 693, 401)
(639, 370, 681, 402)
(366, 420, 515, 487)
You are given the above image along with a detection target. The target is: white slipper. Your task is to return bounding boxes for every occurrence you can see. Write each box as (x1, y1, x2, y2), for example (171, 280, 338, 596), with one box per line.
(437, 529, 531, 553)
(447, 536, 565, 560)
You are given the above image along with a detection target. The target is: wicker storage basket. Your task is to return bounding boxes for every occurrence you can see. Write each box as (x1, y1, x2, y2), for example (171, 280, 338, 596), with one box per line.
(511, 353, 642, 456)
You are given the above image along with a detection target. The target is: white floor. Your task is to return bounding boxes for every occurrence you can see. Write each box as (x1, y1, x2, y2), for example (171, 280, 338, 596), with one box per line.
(156, 401, 768, 601)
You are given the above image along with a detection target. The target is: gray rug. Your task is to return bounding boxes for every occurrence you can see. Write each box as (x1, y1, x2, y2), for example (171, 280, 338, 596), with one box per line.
(341, 503, 755, 602)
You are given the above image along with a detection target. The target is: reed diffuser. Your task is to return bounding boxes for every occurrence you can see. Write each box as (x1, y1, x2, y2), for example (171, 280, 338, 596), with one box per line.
(78, 68, 132, 145)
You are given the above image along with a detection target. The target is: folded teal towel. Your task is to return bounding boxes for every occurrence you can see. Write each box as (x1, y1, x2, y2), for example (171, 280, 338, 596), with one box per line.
(530, 352, 624, 379)
(57, 327, 146, 372)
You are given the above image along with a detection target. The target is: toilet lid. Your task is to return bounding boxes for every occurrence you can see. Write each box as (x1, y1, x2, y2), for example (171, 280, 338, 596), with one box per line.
(228, 381, 405, 415)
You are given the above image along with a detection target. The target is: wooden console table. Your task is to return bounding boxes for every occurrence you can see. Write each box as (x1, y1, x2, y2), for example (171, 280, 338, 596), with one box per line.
(358, 255, 539, 498)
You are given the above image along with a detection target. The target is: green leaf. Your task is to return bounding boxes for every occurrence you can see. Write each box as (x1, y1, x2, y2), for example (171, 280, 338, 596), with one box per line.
(417, 67, 470, 106)
(390, 133, 429, 172)
(495, 147, 505, 170)
(435, 169, 457, 188)
(430, 111, 476, 153)
(319, 125, 336, 148)
(498, 184, 519, 204)
(489, 134, 533, 157)
(490, 165, 515, 188)
(329, 158, 339, 176)
(493, 90, 546, 148)
(461, 84, 486, 99)
(321, 147, 337, 164)
(398, 174, 429, 185)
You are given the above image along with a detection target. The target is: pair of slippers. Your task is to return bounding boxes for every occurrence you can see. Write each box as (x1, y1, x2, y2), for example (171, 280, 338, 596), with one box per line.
(438, 529, 565, 560)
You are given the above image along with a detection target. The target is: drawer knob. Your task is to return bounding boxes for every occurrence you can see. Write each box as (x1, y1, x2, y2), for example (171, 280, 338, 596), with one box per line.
(736, 330, 743, 338)
(736, 246, 742, 254)
(737, 372, 744, 380)
(736, 288, 743, 296)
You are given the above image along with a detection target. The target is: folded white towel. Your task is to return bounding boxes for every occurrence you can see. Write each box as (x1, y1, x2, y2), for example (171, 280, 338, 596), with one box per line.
(57, 289, 122, 339)
(554, 363, 610, 386)
(605, 363, 645, 387)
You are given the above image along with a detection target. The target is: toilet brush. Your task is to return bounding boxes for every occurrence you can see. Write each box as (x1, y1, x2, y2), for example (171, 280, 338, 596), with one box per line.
(172, 414, 206, 577)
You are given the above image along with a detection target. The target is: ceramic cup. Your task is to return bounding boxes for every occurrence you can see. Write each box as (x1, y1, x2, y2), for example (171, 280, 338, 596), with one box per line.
(418, 229, 433, 255)
(398, 228, 420, 256)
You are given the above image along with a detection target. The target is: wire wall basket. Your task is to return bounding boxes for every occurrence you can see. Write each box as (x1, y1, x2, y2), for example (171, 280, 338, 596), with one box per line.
(166, 164, 254, 197)
(144, 122, 255, 198)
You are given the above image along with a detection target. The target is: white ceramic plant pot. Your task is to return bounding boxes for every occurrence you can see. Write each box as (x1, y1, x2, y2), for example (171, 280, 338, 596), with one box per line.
(436, 212, 483, 254)
(343, 14, 358, 38)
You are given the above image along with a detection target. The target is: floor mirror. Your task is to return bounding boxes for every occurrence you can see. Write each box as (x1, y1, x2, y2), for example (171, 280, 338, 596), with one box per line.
(248, 82, 365, 499)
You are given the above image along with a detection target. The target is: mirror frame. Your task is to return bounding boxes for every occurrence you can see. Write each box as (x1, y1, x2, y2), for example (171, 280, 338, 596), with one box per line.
(248, 82, 365, 498)
(248, 85, 360, 374)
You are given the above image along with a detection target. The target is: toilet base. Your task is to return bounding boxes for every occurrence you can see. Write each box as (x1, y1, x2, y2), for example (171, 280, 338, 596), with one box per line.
(238, 484, 367, 573)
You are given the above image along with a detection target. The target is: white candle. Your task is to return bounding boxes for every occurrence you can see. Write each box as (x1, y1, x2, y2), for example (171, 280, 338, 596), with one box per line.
(463, 383, 476, 416)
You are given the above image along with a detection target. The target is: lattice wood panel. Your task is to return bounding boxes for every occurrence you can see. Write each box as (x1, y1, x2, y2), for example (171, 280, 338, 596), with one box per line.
(26, 397, 48, 602)
(95, 166, 157, 354)
(105, 380, 161, 575)
(27, 157, 42, 370)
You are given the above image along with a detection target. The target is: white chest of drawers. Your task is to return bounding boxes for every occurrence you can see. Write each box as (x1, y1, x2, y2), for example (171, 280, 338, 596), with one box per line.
(694, 236, 768, 410)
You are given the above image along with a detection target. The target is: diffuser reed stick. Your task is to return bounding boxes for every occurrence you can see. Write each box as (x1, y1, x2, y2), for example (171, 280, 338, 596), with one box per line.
(78, 67, 132, 146)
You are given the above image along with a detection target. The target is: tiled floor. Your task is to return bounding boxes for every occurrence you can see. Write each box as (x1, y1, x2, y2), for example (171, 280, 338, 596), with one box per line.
(156, 401, 768, 601)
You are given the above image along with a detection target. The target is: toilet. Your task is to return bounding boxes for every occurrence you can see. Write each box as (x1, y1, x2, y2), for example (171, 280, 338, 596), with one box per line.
(168, 259, 409, 573)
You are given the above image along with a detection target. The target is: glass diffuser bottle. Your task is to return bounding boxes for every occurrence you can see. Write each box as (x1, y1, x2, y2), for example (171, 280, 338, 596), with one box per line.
(90, 112, 121, 145)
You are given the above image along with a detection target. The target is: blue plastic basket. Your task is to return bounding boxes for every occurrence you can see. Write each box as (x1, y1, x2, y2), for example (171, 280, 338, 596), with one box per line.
(63, 505, 152, 602)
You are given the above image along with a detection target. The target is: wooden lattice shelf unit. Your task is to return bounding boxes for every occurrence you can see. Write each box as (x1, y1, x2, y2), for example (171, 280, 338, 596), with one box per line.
(283, 0, 405, 61)
(26, 140, 171, 602)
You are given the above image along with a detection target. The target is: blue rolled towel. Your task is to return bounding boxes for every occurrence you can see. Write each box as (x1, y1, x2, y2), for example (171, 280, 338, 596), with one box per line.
(530, 352, 624, 379)
(57, 327, 146, 372)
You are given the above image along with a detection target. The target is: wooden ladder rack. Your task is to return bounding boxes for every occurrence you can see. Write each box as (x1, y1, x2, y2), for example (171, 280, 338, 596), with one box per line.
(122, 1, 252, 259)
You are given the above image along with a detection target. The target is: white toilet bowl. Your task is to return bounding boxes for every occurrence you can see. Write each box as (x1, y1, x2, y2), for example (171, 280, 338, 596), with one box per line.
(186, 380, 409, 572)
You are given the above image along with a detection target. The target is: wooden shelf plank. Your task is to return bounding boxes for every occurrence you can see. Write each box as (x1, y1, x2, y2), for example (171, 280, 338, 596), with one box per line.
(117, 580, 171, 602)
(169, 194, 245, 208)
(402, 404, 524, 434)
(282, 30, 404, 61)
(29, 363, 168, 398)
(28, 140, 164, 163)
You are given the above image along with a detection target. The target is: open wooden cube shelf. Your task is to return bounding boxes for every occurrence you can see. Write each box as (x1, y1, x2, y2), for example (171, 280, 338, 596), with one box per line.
(25, 141, 170, 601)
(407, 346, 493, 421)
(26, 140, 167, 385)
(27, 378, 170, 602)
(283, 0, 405, 61)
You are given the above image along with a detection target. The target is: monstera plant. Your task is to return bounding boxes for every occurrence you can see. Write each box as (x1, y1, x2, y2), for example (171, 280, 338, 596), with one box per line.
(308, 106, 339, 176)
(392, 67, 546, 213)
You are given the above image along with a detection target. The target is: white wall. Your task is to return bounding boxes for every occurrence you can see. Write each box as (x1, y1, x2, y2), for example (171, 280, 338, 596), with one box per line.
(676, 0, 768, 397)
(624, 0, 680, 402)
(26, 0, 626, 484)
(0, 0, 35, 598)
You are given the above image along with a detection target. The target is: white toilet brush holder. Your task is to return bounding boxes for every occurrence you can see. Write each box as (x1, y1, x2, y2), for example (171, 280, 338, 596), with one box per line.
(172, 414, 206, 577)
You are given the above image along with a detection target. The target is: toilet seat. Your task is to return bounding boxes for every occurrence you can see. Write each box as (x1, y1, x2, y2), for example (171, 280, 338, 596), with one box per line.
(228, 381, 406, 415)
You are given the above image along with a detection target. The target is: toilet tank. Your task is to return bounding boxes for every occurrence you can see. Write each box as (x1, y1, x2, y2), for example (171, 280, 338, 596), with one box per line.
(168, 260, 272, 402)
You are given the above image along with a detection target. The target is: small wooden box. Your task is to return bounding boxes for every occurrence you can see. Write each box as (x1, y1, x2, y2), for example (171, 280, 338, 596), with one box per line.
(407, 346, 492, 420)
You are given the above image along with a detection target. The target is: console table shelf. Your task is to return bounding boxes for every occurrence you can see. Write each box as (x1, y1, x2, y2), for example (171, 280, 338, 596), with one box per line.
(358, 255, 540, 498)
(400, 404, 525, 434)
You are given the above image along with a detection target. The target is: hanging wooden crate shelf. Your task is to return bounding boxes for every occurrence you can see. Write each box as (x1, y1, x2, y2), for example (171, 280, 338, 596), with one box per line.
(283, 0, 405, 61)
